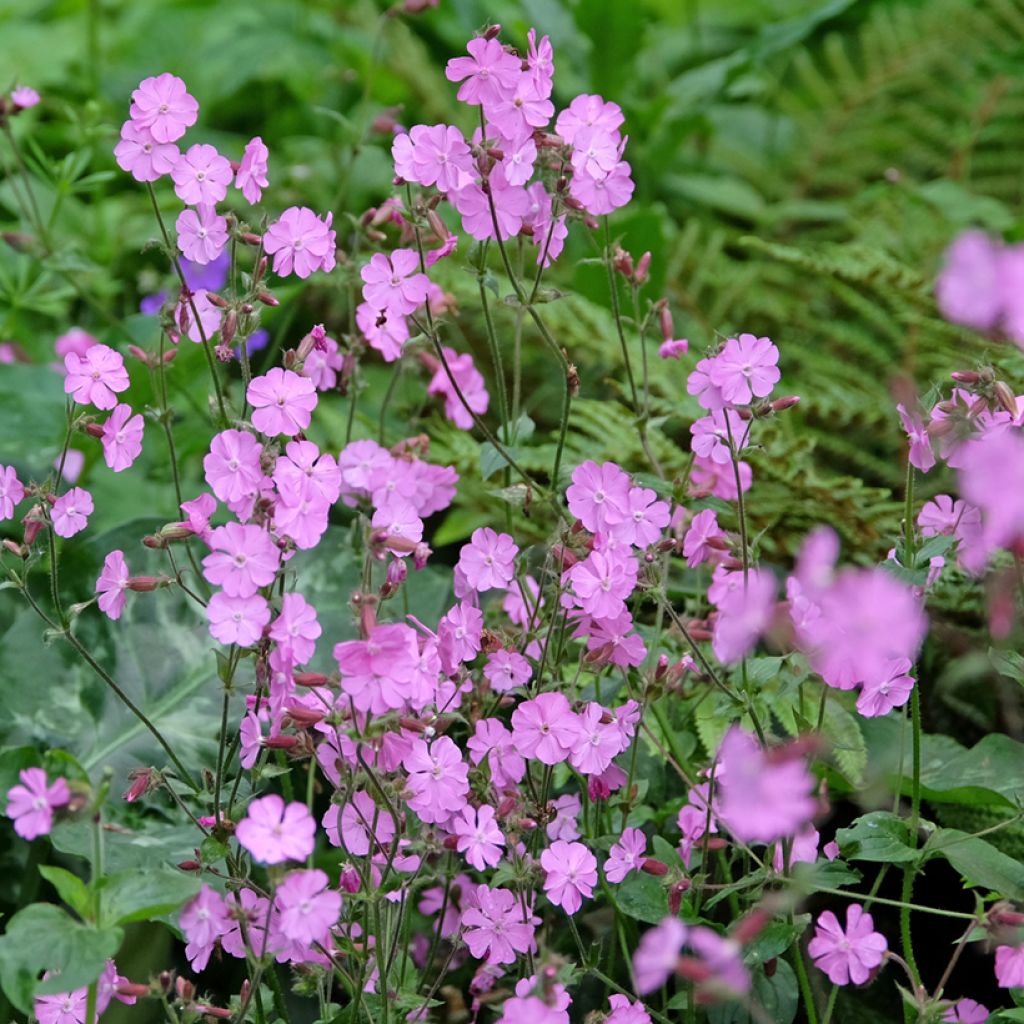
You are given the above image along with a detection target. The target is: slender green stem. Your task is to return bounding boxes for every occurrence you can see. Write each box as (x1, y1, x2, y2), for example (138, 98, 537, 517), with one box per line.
(604, 218, 639, 409)
(724, 414, 750, 586)
(791, 938, 819, 1024)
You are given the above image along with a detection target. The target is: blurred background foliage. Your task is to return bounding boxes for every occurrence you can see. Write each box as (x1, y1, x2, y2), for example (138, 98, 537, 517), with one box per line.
(3, 0, 1024, 1016)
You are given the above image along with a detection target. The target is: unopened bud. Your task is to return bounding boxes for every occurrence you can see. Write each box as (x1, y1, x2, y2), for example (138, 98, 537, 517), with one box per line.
(127, 575, 166, 592)
(993, 380, 1017, 416)
(567, 362, 580, 397)
(241, 232, 262, 246)
(175, 977, 195, 1001)
(294, 671, 331, 688)
(221, 312, 237, 347)
(659, 304, 674, 342)
(127, 344, 152, 365)
(635, 251, 651, 285)
(483, 23, 501, 40)
(950, 370, 982, 384)
(263, 735, 300, 750)
(116, 983, 150, 999)
(285, 706, 325, 729)
(613, 246, 633, 279)
(641, 858, 669, 876)
(177, 859, 201, 872)
(771, 395, 801, 412)
(257, 291, 279, 307)
(3, 539, 27, 558)
(205, 291, 229, 309)
(2, 231, 35, 252)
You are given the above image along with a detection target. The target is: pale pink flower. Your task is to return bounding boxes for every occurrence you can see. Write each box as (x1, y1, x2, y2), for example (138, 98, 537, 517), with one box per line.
(687, 926, 751, 995)
(511, 692, 580, 765)
(570, 125, 621, 180)
(357, 301, 409, 362)
(683, 508, 725, 568)
(612, 486, 671, 548)
(566, 548, 639, 620)
(942, 999, 990, 1023)
(176, 206, 228, 265)
(180, 885, 231, 971)
(129, 73, 197, 142)
(5, 768, 70, 839)
(457, 527, 518, 592)
(566, 459, 631, 533)
(96, 549, 130, 620)
(203, 522, 280, 597)
(462, 884, 539, 966)
(711, 568, 776, 664)
(0, 465, 25, 520)
(540, 840, 597, 914)
(808, 904, 888, 985)
(64, 343, 129, 410)
(171, 143, 232, 206)
(114, 120, 180, 182)
(691, 408, 748, 465)
(996, 944, 1024, 988)
(936, 230, 1003, 332)
(398, 123, 475, 192)
(450, 166, 531, 241)
(52, 487, 93, 538)
(403, 737, 470, 824)
(274, 869, 341, 945)
(204, 428, 264, 504)
(555, 94, 624, 147)
(180, 288, 223, 343)
(268, 592, 321, 664)
(264, 206, 336, 279)
(11, 86, 40, 110)
(327, 790, 395, 855)
(247, 367, 318, 436)
(856, 659, 915, 717)
(634, 917, 686, 994)
(483, 649, 532, 693)
(361, 249, 431, 317)
(427, 347, 489, 428)
(605, 827, 647, 883)
(771, 824, 820, 872)
(569, 159, 635, 215)
(100, 403, 144, 472)
(709, 334, 780, 405)
(206, 591, 270, 646)
(236, 136, 269, 203)
(546, 793, 581, 842)
(569, 703, 624, 776)
(236, 794, 316, 864)
(445, 37, 522, 107)
(453, 804, 505, 870)
(606, 995, 651, 1024)
(897, 403, 936, 473)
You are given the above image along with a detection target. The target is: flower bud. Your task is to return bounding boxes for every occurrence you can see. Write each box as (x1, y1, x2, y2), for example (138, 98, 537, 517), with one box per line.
(127, 344, 152, 365)
(340, 863, 362, 892)
(641, 858, 669, 876)
(123, 767, 156, 802)
(176, 977, 195, 1002)
(127, 575, 167, 592)
(950, 370, 982, 384)
(483, 24, 502, 40)
(263, 734, 300, 750)
(3, 539, 27, 558)
(993, 380, 1017, 416)
(635, 251, 651, 285)
(177, 859, 201, 872)
(294, 671, 332, 688)
(257, 291, 279, 307)
(771, 395, 801, 412)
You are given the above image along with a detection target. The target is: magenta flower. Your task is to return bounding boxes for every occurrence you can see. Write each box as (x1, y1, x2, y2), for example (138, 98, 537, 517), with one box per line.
(462, 884, 538, 965)
(274, 868, 341, 946)
(5, 767, 70, 840)
(268, 592, 321, 664)
(171, 143, 232, 206)
(467, 718, 526, 788)
(511, 692, 580, 765)
(326, 790, 395, 855)
(453, 804, 505, 870)
(427, 347, 489, 428)
(897, 403, 936, 473)
(357, 301, 409, 362)
(450, 167, 531, 241)
(566, 460, 631, 533)
(687, 926, 751, 995)
(204, 428, 264, 504)
(612, 486, 671, 548)
(683, 508, 725, 568)
(247, 367, 318, 436)
(96, 549, 130, 620)
(397, 124, 475, 192)
(236, 794, 316, 864)
(716, 726, 816, 844)
(100, 403, 144, 472)
(711, 568, 776, 664)
(457, 527, 519, 592)
(687, 356, 728, 412)
(206, 591, 270, 646)
(11, 86, 40, 110)
(34, 988, 88, 1024)
(236, 136, 269, 203)
(114, 120, 180, 182)
(936, 230, 1003, 332)
(995, 944, 1024, 987)
(361, 250, 431, 317)
(942, 998, 989, 1023)
(483, 649, 532, 693)
(690, 409, 748, 465)
(64, 343, 129, 410)
(129, 73, 197, 143)
(634, 917, 686, 994)
(500, 975, 571, 1024)
(606, 995, 651, 1024)
(569, 159, 635, 216)
(556, 94, 624, 146)
(567, 548, 639, 620)
(569, 703, 624, 776)
(176, 206, 228, 265)
(708, 334, 780, 405)
(659, 338, 689, 359)
(52, 487, 93, 538)
(605, 827, 647, 883)
(264, 206, 336, 279)
(180, 884, 231, 971)
(203, 522, 280, 598)
(856, 659, 915, 717)
(570, 125, 620, 180)
(180, 287, 223, 342)
(0, 464, 25, 520)
(445, 37, 522, 107)
(808, 904, 888, 985)
(403, 736, 470, 824)
(540, 840, 597, 914)
(54, 327, 98, 362)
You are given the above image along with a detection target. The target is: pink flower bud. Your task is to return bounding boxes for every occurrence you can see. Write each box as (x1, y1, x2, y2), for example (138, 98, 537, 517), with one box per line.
(635, 251, 652, 285)
(340, 864, 361, 893)
(294, 671, 331, 687)
(257, 291, 278, 307)
(641, 858, 668, 876)
(177, 859, 201, 872)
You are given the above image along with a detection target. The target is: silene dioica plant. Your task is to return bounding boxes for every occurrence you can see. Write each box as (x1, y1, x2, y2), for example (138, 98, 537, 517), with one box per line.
(3, 11, 1024, 1024)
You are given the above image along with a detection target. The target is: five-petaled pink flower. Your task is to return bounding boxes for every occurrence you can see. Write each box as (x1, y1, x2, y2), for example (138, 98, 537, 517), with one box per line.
(171, 143, 233, 206)
(264, 206, 336, 279)
(114, 120, 180, 182)
(0, 464, 25, 520)
(206, 591, 270, 646)
(361, 250, 431, 317)
(52, 487, 94, 538)
(100, 404, 144, 472)
(64, 344, 130, 410)
(457, 527, 519, 592)
(274, 868, 341, 945)
(6, 767, 70, 839)
(540, 839, 598, 915)
(605, 827, 647, 883)
(462, 884, 538, 965)
(236, 136, 269, 203)
(452, 803, 505, 870)
(247, 367, 318, 436)
(96, 549, 131, 620)
(808, 904, 888, 985)
(708, 334, 780, 405)
(129, 73, 198, 143)
(403, 736, 470, 825)
(236, 794, 316, 864)
(204, 428, 264, 504)
(176, 206, 228, 265)
(445, 37, 522, 107)
(511, 692, 580, 765)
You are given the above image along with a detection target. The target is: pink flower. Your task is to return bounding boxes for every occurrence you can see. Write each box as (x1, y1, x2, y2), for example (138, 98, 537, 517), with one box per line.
(54, 327, 98, 362)
(566, 460, 631, 533)
(570, 125, 621, 180)
(771, 823, 819, 872)
(397, 124, 475, 192)
(708, 334, 780, 405)
(659, 338, 689, 359)
(0, 465, 25, 520)
(176, 206, 228, 265)
(357, 302, 409, 362)
(499, 975, 571, 1024)
(427, 347, 489, 428)
(34, 988, 87, 1024)
(556, 94, 624, 147)
(634, 917, 686, 994)
(361, 250, 431, 317)
(52, 487, 93, 538)
(264, 206, 336, 279)
(942, 998, 990, 1023)
(605, 827, 647, 883)
(453, 804, 505, 870)
(569, 159, 635, 215)
(711, 568, 776, 664)
(11, 86, 40, 110)
(326, 790, 395, 855)
(606, 995, 651, 1024)
(236, 136, 269, 203)
(403, 736, 470, 824)
(206, 591, 270, 646)
(445, 37, 522, 107)
(171, 144, 232, 206)
(808, 904, 888, 985)
(511, 692, 580, 765)
(100, 403, 144, 472)
(96, 550, 130, 620)
(180, 288, 223, 342)
(268, 592, 321, 664)
(566, 548, 639, 620)
(936, 230, 1003, 332)
(716, 726, 816, 844)
(490, 78, 554, 138)
(203, 522, 280, 597)
(274, 868, 341, 945)
(204, 428, 264, 504)
(897, 403, 936, 473)
(483, 649, 532, 693)
(995, 944, 1024, 988)
(691, 408, 748, 465)
(546, 794, 581, 842)
(64, 343, 129, 410)
(129, 73, 197, 143)
(462, 885, 538, 965)
(457, 527, 518, 592)
(855, 658, 915, 717)
(540, 840, 597, 914)
(683, 509, 725, 568)
(687, 926, 751, 995)
(569, 703, 624, 776)
(247, 367, 318, 436)
(114, 120, 180, 182)
(180, 885, 231, 971)
(236, 794, 316, 864)
(299, 331, 344, 390)
(5, 767, 70, 839)
(467, 719, 525, 788)
(612, 486, 671, 548)
(688, 356, 728, 412)
(450, 166, 531, 241)
(959, 430, 1024, 566)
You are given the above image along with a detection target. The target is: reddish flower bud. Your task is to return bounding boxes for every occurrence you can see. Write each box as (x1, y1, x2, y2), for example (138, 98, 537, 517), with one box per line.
(950, 371, 982, 384)
(127, 576, 167, 592)
(2, 539, 26, 558)
(771, 395, 801, 412)
(635, 251, 652, 285)
(127, 344, 152, 365)
(641, 858, 669, 876)
(123, 768, 155, 803)
(339, 863, 362, 893)
(442, 833, 460, 851)
(263, 735, 300, 750)
(294, 671, 331, 688)
(285, 706, 325, 729)
(483, 24, 502, 40)
(177, 859, 202, 872)
(257, 291, 279, 307)
(732, 907, 771, 944)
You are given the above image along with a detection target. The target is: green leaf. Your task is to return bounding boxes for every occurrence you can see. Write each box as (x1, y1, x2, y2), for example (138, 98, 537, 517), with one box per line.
(615, 870, 669, 924)
(707, 959, 798, 1024)
(924, 829, 1024, 900)
(821, 701, 867, 788)
(98, 868, 202, 926)
(0, 904, 122, 1013)
(666, 174, 766, 222)
(37, 866, 91, 919)
(835, 811, 920, 864)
